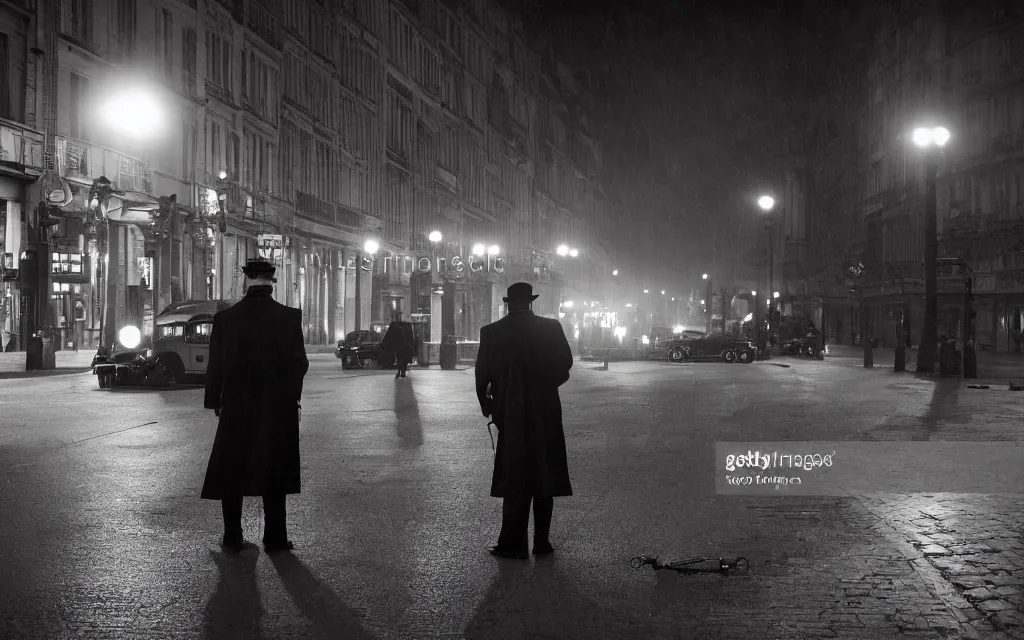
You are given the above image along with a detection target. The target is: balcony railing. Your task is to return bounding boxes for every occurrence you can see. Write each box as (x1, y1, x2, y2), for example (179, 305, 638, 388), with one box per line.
(212, 0, 244, 23)
(181, 71, 198, 99)
(117, 156, 151, 193)
(294, 191, 381, 230)
(205, 80, 232, 105)
(247, 1, 281, 49)
(60, 0, 93, 45)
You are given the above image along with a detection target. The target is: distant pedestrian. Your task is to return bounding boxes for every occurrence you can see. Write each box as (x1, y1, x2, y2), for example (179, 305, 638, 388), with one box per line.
(475, 282, 574, 559)
(395, 330, 414, 379)
(201, 259, 309, 553)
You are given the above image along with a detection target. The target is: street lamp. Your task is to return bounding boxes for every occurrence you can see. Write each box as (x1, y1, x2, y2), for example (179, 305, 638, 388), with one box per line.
(556, 244, 569, 257)
(354, 238, 380, 331)
(702, 274, 713, 333)
(103, 87, 164, 138)
(487, 245, 500, 256)
(756, 194, 778, 351)
(428, 230, 443, 243)
(613, 269, 618, 276)
(472, 243, 485, 257)
(911, 125, 951, 374)
(757, 195, 776, 211)
(569, 248, 579, 258)
(217, 170, 227, 180)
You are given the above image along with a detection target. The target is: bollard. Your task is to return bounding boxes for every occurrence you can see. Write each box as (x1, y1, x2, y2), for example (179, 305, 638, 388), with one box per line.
(894, 346, 905, 372)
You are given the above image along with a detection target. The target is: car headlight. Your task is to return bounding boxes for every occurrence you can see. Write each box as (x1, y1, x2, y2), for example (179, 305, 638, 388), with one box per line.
(118, 325, 142, 349)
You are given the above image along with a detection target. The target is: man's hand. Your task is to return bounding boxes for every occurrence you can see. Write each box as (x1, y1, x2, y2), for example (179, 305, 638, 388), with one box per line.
(214, 407, 221, 418)
(480, 396, 492, 418)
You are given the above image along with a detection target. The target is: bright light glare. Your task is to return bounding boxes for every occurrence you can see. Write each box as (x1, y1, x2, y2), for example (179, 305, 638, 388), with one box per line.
(773, 291, 780, 299)
(751, 290, 757, 296)
(218, 170, 227, 180)
(104, 89, 162, 137)
(643, 289, 649, 294)
(569, 248, 579, 257)
(556, 244, 569, 256)
(563, 300, 574, 308)
(757, 195, 775, 211)
(626, 303, 633, 308)
(558, 312, 565, 319)
(673, 325, 685, 334)
(661, 290, 665, 295)
(702, 273, 708, 280)
(472, 244, 485, 256)
(933, 127, 951, 146)
(612, 269, 619, 276)
(912, 127, 933, 147)
(364, 239, 380, 254)
(743, 313, 753, 322)
(700, 299, 705, 305)
(118, 325, 142, 349)
(641, 335, 650, 345)
(487, 245, 500, 256)
(614, 326, 627, 339)
(428, 230, 442, 242)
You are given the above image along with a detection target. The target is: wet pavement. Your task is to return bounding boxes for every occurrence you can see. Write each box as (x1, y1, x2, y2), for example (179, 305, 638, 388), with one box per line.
(0, 355, 1022, 638)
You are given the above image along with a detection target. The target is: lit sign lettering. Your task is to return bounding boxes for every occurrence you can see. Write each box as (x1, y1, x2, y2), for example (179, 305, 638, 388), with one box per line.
(374, 252, 505, 275)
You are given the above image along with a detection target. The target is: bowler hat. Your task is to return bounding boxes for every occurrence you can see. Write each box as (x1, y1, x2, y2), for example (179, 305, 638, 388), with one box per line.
(242, 258, 277, 282)
(503, 282, 539, 303)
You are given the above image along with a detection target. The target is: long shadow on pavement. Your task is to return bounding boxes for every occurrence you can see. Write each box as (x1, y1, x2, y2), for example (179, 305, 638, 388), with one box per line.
(202, 548, 269, 640)
(393, 376, 424, 447)
(268, 552, 377, 639)
(918, 378, 964, 440)
(462, 558, 661, 639)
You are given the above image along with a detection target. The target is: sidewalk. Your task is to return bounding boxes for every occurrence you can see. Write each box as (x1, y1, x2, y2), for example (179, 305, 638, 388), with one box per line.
(0, 350, 95, 379)
(824, 344, 1024, 384)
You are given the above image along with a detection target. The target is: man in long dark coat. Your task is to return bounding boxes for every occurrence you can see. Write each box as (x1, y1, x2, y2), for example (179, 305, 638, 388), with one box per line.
(475, 282, 573, 559)
(201, 258, 309, 553)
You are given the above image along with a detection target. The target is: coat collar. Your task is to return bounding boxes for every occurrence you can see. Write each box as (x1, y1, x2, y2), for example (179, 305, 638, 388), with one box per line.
(244, 285, 274, 298)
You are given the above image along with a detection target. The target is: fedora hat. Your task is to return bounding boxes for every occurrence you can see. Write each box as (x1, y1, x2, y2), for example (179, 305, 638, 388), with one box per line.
(503, 282, 539, 303)
(242, 258, 277, 282)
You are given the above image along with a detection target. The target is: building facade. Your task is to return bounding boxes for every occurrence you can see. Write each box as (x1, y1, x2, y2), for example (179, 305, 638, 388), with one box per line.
(0, 0, 630, 354)
(783, 0, 1024, 353)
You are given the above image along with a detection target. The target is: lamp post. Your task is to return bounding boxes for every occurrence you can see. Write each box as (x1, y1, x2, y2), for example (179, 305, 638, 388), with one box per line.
(757, 195, 777, 350)
(911, 125, 950, 374)
(354, 238, 378, 331)
(702, 273, 711, 333)
(428, 231, 443, 343)
(98, 87, 163, 351)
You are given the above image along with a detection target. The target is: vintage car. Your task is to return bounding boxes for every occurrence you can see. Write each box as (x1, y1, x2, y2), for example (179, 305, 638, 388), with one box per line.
(92, 299, 237, 388)
(666, 332, 757, 364)
(335, 329, 384, 369)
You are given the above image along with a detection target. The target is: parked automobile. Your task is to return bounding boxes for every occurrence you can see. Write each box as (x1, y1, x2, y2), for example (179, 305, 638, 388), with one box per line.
(92, 299, 236, 388)
(666, 332, 757, 364)
(336, 329, 384, 369)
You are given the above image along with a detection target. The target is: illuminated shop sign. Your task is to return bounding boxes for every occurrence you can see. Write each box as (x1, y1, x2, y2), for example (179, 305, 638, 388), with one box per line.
(365, 251, 505, 274)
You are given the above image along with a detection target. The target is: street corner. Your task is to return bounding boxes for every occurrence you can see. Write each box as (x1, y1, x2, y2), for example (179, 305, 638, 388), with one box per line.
(856, 493, 1024, 638)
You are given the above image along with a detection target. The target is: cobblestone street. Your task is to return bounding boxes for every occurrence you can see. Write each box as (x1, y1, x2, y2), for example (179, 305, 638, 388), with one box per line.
(1, 355, 1023, 638)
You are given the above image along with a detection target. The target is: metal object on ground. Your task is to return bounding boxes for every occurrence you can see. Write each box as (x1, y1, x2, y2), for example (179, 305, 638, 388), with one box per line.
(630, 555, 749, 575)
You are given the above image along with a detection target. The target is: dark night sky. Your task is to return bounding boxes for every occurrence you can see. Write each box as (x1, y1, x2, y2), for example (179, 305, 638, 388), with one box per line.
(519, 0, 868, 278)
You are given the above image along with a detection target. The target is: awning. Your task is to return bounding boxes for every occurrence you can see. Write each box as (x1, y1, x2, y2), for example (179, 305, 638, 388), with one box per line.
(104, 191, 160, 224)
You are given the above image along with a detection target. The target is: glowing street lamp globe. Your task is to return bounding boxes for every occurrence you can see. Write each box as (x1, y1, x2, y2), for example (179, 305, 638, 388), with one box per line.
(612, 269, 618, 276)
(218, 170, 227, 180)
(913, 126, 951, 148)
(472, 244, 485, 256)
(364, 239, 380, 254)
(556, 245, 569, 257)
(103, 88, 163, 138)
(569, 248, 579, 257)
(702, 273, 708, 280)
(487, 245, 500, 256)
(428, 230, 442, 243)
(118, 325, 142, 349)
(757, 195, 776, 211)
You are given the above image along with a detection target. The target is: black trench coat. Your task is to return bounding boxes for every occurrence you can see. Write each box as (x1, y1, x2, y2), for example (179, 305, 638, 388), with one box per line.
(475, 310, 574, 498)
(200, 286, 309, 499)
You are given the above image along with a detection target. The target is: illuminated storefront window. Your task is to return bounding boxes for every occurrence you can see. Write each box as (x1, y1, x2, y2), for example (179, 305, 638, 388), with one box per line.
(52, 252, 83, 275)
